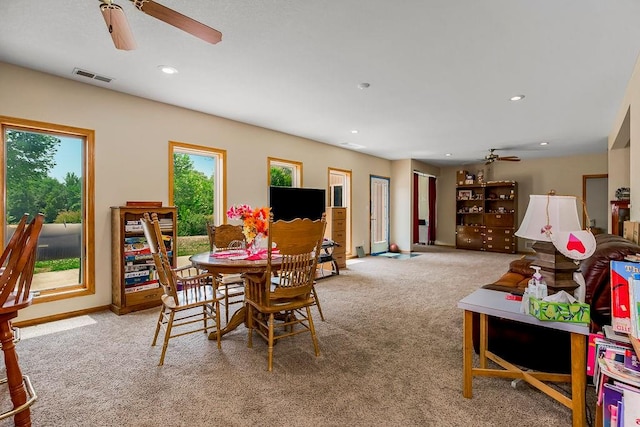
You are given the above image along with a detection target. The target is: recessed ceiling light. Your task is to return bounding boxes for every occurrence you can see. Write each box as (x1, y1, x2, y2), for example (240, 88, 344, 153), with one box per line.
(158, 65, 178, 75)
(509, 95, 525, 101)
(358, 82, 370, 89)
(445, 153, 452, 157)
(351, 130, 359, 134)
(540, 142, 549, 146)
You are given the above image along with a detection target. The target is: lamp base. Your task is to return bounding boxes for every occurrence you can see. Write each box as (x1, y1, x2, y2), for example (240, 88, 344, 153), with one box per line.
(530, 241, 579, 294)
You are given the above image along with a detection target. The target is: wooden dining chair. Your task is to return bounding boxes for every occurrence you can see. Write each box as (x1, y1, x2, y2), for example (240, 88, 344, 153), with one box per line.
(245, 213, 326, 371)
(0, 213, 44, 427)
(209, 223, 246, 323)
(141, 213, 222, 366)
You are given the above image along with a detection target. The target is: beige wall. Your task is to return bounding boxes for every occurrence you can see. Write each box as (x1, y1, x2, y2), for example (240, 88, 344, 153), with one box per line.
(609, 54, 640, 220)
(437, 153, 608, 250)
(0, 62, 392, 322)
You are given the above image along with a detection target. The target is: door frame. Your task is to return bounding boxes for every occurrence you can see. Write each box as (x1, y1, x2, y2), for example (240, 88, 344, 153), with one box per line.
(582, 173, 608, 231)
(370, 175, 390, 255)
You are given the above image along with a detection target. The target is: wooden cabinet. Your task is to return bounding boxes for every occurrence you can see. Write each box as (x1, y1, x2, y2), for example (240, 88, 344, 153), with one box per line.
(325, 207, 347, 269)
(456, 225, 484, 250)
(110, 206, 177, 315)
(455, 181, 517, 254)
(611, 200, 630, 236)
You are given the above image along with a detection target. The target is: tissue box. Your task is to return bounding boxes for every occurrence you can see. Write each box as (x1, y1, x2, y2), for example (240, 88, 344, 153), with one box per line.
(528, 297, 590, 323)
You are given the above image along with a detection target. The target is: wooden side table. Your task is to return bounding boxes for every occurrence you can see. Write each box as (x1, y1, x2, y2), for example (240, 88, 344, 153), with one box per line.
(458, 289, 589, 427)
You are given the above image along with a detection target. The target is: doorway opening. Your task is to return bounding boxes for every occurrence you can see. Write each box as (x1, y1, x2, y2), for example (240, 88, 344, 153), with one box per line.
(582, 174, 608, 234)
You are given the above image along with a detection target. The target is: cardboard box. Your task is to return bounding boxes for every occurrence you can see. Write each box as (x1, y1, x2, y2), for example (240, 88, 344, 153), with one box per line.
(456, 170, 468, 185)
(529, 297, 590, 323)
(624, 220, 634, 242)
(610, 260, 640, 333)
(634, 221, 640, 244)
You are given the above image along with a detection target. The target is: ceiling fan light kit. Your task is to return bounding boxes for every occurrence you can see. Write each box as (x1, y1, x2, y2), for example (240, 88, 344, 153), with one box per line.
(100, 0, 222, 51)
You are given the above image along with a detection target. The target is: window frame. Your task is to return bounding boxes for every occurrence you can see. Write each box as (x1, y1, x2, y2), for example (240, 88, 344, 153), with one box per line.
(0, 115, 95, 303)
(168, 141, 227, 226)
(267, 157, 303, 187)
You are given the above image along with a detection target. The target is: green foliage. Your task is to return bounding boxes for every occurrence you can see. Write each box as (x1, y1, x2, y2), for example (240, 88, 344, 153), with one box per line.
(34, 258, 80, 274)
(270, 166, 292, 187)
(173, 153, 214, 236)
(5, 130, 83, 225)
(5, 130, 61, 223)
(54, 210, 82, 224)
(176, 236, 210, 257)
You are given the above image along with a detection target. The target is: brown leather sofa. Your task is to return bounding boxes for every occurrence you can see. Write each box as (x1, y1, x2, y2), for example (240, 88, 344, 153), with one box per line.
(472, 233, 640, 373)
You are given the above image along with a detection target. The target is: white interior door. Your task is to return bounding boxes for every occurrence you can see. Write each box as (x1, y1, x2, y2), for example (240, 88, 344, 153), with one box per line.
(370, 175, 389, 254)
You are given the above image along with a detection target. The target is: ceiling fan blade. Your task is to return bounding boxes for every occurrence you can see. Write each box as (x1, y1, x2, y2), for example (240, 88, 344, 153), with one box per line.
(132, 0, 222, 44)
(100, 3, 137, 50)
(498, 157, 521, 161)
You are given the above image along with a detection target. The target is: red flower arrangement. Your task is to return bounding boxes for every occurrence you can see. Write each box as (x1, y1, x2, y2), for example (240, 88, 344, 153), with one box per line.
(226, 204, 270, 245)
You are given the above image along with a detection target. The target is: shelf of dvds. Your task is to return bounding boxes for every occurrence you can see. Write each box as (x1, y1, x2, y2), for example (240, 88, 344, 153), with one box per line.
(110, 205, 177, 315)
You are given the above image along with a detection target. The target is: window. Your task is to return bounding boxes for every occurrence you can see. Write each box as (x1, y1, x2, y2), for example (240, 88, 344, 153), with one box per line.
(268, 157, 302, 187)
(0, 116, 95, 302)
(169, 141, 226, 257)
(329, 168, 352, 255)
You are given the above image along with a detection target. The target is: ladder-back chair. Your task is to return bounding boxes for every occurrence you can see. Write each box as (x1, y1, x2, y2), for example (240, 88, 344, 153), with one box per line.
(209, 223, 246, 323)
(245, 213, 326, 371)
(141, 213, 222, 366)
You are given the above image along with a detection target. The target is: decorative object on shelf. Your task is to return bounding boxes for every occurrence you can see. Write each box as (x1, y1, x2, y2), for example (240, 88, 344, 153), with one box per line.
(616, 187, 631, 200)
(458, 190, 472, 200)
(226, 204, 270, 253)
(515, 191, 596, 294)
(476, 169, 484, 184)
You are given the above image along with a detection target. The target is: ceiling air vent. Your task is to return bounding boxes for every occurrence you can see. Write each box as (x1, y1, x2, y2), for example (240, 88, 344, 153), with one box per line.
(72, 68, 113, 83)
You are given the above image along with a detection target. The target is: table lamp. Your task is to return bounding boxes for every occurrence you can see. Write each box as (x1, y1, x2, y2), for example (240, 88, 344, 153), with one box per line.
(515, 191, 596, 294)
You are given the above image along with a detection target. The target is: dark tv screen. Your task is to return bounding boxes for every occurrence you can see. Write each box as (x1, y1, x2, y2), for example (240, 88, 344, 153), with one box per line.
(269, 186, 326, 221)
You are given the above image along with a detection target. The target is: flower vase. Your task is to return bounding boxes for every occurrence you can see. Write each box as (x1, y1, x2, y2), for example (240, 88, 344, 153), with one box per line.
(248, 234, 263, 255)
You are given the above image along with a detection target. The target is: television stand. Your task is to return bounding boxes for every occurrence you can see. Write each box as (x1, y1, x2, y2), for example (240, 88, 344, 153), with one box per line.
(317, 239, 339, 279)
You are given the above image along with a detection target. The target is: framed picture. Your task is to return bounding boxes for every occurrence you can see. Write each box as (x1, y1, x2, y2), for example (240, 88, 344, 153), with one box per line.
(458, 190, 472, 200)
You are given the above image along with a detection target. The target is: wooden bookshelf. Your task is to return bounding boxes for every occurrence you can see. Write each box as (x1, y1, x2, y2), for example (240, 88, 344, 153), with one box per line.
(110, 206, 177, 315)
(455, 181, 518, 253)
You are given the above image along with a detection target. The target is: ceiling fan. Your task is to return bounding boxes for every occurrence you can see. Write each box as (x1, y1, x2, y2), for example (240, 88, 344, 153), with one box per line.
(484, 148, 521, 165)
(99, 0, 222, 51)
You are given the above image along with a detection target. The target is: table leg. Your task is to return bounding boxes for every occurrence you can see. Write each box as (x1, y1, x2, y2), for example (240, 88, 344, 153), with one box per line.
(208, 305, 247, 340)
(570, 332, 586, 427)
(479, 313, 488, 369)
(463, 310, 473, 398)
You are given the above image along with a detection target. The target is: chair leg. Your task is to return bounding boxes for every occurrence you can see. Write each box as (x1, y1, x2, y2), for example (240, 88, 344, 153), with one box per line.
(306, 306, 320, 357)
(0, 318, 31, 427)
(268, 313, 275, 372)
(312, 285, 325, 321)
(158, 311, 176, 366)
(247, 306, 254, 348)
(151, 307, 164, 346)
(202, 305, 208, 334)
(214, 300, 221, 349)
(224, 286, 230, 324)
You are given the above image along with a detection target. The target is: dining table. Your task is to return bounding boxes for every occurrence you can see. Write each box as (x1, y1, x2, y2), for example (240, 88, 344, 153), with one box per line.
(189, 249, 281, 340)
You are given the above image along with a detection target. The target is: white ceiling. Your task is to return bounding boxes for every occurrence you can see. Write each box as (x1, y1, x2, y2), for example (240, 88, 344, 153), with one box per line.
(1, 1, 640, 166)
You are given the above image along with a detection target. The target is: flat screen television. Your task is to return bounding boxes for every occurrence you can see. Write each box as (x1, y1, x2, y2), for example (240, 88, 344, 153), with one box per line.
(269, 186, 326, 221)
